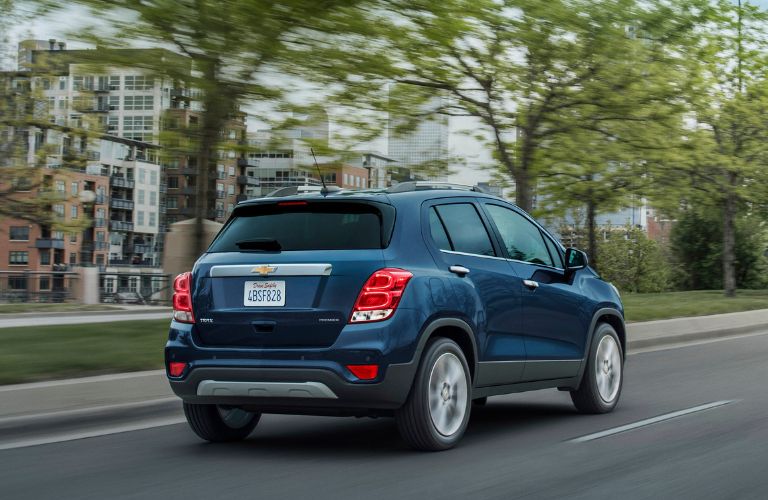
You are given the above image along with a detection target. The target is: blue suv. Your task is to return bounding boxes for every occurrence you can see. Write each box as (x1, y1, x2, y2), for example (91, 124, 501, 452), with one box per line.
(166, 184, 625, 451)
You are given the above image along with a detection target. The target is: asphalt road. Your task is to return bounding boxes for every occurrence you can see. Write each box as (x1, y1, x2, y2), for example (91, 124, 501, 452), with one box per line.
(3, 333, 768, 499)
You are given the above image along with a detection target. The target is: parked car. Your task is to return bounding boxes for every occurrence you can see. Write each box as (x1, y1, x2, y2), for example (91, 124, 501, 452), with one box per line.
(165, 184, 625, 451)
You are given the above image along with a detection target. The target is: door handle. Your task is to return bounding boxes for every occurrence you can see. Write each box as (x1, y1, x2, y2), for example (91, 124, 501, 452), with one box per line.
(523, 279, 539, 289)
(449, 265, 470, 276)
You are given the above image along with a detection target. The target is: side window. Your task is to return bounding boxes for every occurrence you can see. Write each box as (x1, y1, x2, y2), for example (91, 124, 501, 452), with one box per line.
(428, 208, 452, 251)
(543, 234, 564, 268)
(434, 203, 495, 257)
(484, 204, 554, 267)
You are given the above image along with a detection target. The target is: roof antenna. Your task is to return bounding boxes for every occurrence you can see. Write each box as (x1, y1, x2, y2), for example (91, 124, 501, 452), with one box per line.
(310, 147, 329, 196)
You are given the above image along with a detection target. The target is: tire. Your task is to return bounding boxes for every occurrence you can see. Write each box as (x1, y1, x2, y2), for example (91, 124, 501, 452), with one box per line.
(570, 323, 624, 414)
(183, 403, 261, 442)
(396, 338, 472, 451)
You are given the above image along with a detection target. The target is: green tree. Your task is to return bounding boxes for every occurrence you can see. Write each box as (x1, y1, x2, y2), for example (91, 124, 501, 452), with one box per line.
(328, 0, 704, 214)
(670, 209, 767, 290)
(598, 226, 671, 293)
(653, 0, 768, 297)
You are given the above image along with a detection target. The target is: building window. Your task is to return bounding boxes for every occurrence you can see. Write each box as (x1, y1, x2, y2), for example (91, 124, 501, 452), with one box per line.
(107, 116, 118, 132)
(167, 196, 178, 209)
(70, 252, 77, 265)
(124, 95, 154, 110)
(138, 189, 145, 204)
(138, 168, 146, 183)
(150, 171, 158, 184)
(58, 97, 68, 110)
(71, 181, 78, 196)
(52, 204, 64, 218)
(10, 251, 29, 265)
(228, 166, 235, 176)
(137, 211, 145, 225)
(124, 75, 154, 91)
(149, 212, 156, 226)
(108, 95, 119, 110)
(55, 180, 66, 194)
(104, 277, 115, 293)
(150, 191, 157, 206)
(227, 185, 234, 195)
(109, 75, 120, 90)
(70, 232, 77, 243)
(59, 76, 67, 90)
(9, 226, 30, 240)
(167, 176, 179, 188)
(123, 115, 153, 141)
(39, 249, 50, 265)
(70, 205, 78, 219)
(9, 276, 27, 290)
(39, 276, 51, 291)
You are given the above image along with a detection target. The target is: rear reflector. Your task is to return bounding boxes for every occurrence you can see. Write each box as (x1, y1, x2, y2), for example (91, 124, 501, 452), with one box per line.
(346, 364, 379, 380)
(168, 362, 187, 377)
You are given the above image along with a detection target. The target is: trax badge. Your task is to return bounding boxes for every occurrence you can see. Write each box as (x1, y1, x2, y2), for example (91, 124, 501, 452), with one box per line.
(251, 265, 277, 276)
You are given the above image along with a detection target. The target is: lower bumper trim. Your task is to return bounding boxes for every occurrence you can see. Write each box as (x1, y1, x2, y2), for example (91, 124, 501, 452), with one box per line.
(197, 380, 338, 399)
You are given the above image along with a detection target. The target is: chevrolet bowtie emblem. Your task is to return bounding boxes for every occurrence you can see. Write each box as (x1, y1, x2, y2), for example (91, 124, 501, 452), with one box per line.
(251, 265, 277, 276)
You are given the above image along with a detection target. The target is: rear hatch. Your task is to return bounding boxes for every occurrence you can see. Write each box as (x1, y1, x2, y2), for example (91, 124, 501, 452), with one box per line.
(192, 198, 395, 348)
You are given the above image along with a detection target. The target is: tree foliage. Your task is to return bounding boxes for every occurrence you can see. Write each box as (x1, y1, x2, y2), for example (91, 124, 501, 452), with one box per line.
(670, 209, 767, 290)
(598, 226, 672, 294)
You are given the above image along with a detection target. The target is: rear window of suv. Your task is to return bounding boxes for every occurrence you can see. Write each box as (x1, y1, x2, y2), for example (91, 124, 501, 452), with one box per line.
(208, 201, 396, 252)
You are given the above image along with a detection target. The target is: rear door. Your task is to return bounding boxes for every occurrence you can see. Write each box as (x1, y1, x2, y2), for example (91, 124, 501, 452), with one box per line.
(191, 199, 394, 349)
(424, 200, 526, 386)
(480, 202, 586, 381)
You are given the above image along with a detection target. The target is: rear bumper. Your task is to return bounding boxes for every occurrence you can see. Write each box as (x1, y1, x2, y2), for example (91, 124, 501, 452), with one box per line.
(168, 363, 417, 415)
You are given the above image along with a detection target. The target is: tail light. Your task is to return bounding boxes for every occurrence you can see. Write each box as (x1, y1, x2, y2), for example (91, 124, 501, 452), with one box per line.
(172, 272, 195, 323)
(350, 268, 413, 323)
(168, 361, 187, 377)
(346, 364, 379, 380)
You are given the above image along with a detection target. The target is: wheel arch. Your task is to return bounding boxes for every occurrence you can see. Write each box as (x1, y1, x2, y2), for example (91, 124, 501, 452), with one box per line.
(413, 318, 478, 382)
(574, 308, 626, 389)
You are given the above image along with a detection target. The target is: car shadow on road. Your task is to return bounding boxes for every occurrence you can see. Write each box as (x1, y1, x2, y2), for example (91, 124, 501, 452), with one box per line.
(177, 398, 578, 458)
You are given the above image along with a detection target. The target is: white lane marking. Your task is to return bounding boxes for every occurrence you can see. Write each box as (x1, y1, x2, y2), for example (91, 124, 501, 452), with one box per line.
(0, 417, 187, 451)
(570, 400, 735, 443)
(0, 370, 166, 392)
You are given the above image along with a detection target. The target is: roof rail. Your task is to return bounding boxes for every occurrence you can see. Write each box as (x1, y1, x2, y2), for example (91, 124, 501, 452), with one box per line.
(386, 181, 490, 194)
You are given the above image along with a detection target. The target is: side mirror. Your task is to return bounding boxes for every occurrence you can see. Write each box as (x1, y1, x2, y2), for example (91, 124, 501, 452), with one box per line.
(565, 248, 588, 272)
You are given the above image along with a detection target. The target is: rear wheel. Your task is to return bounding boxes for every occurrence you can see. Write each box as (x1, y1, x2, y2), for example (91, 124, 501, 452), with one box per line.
(570, 323, 623, 414)
(396, 338, 472, 451)
(183, 403, 261, 442)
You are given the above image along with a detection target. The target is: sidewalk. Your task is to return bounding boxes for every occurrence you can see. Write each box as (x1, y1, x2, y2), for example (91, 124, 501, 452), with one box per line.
(0, 307, 171, 329)
(1, 308, 767, 434)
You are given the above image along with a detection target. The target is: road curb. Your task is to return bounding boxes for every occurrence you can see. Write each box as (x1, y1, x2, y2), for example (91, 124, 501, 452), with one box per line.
(627, 323, 768, 351)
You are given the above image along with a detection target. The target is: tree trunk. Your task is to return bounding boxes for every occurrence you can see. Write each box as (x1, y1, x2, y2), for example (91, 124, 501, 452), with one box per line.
(722, 175, 737, 298)
(515, 169, 532, 212)
(587, 198, 598, 272)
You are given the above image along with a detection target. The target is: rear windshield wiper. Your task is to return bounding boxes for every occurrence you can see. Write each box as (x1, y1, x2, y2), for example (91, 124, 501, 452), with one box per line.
(235, 238, 282, 251)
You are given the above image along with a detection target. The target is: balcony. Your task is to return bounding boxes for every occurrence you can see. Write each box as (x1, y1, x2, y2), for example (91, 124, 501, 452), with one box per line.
(110, 176, 135, 189)
(237, 175, 259, 186)
(159, 183, 167, 193)
(35, 238, 65, 249)
(130, 244, 153, 254)
(110, 221, 134, 232)
(110, 198, 135, 210)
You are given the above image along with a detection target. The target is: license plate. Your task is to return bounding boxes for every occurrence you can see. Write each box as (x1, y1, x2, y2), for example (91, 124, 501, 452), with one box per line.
(243, 281, 285, 307)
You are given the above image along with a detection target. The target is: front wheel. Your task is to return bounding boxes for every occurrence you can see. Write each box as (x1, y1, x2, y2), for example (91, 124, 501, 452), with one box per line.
(396, 338, 472, 451)
(570, 323, 624, 414)
(183, 403, 261, 442)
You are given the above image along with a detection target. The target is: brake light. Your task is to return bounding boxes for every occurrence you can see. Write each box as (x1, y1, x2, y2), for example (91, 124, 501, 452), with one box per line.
(350, 268, 413, 323)
(278, 201, 308, 206)
(172, 272, 195, 323)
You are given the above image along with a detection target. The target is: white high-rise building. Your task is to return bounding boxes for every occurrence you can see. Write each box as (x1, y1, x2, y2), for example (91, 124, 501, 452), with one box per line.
(387, 96, 449, 181)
